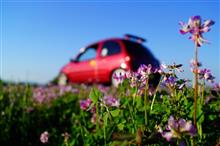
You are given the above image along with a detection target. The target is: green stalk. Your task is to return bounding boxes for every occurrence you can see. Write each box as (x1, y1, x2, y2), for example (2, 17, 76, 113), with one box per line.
(193, 42, 198, 127)
(133, 86, 138, 106)
(104, 124, 106, 146)
(144, 78, 149, 125)
(128, 101, 136, 133)
(150, 79, 162, 112)
(102, 105, 106, 146)
(96, 102, 99, 134)
(201, 79, 205, 105)
(197, 123, 203, 139)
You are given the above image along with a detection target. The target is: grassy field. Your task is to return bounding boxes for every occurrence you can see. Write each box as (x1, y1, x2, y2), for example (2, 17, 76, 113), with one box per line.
(0, 64, 220, 146)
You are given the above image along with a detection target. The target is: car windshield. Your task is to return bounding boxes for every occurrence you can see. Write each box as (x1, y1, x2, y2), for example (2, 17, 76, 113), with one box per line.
(76, 44, 98, 62)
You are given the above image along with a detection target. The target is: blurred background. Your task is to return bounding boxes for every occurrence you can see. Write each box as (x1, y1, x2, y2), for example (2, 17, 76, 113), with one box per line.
(1, 0, 219, 84)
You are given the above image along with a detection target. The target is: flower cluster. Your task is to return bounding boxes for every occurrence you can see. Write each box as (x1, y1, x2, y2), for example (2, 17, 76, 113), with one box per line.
(113, 64, 160, 89)
(158, 116, 197, 142)
(33, 85, 79, 103)
(213, 83, 220, 92)
(80, 97, 97, 124)
(160, 63, 188, 90)
(103, 95, 120, 107)
(190, 59, 202, 74)
(179, 15, 215, 46)
(137, 64, 159, 81)
(206, 83, 220, 104)
(40, 131, 49, 143)
(80, 95, 120, 124)
(129, 64, 160, 88)
(163, 76, 177, 88)
(80, 98, 92, 110)
(198, 68, 215, 83)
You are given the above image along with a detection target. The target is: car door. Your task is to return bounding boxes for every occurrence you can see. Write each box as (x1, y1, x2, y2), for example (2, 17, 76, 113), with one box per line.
(96, 40, 123, 82)
(69, 44, 98, 83)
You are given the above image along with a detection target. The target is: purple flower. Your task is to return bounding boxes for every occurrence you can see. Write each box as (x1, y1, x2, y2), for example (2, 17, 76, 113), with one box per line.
(159, 116, 197, 141)
(98, 85, 109, 94)
(179, 15, 215, 47)
(80, 98, 92, 110)
(59, 85, 79, 95)
(137, 64, 154, 75)
(33, 85, 79, 104)
(208, 83, 220, 101)
(163, 76, 177, 87)
(103, 95, 120, 107)
(40, 131, 49, 143)
(213, 83, 220, 91)
(198, 68, 215, 83)
(125, 71, 140, 87)
(138, 64, 160, 79)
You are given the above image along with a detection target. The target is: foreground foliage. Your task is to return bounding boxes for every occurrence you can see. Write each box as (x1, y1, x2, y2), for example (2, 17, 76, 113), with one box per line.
(0, 76, 219, 146)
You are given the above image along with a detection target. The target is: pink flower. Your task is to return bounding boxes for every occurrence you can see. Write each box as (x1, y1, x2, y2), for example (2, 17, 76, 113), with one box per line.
(190, 59, 202, 68)
(40, 131, 49, 143)
(179, 16, 214, 47)
(80, 98, 92, 110)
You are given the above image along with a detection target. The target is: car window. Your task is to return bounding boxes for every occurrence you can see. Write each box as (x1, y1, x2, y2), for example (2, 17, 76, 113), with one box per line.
(123, 40, 159, 70)
(78, 45, 98, 61)
(101, 41, 121, 57)
(123, 40, 155, 59)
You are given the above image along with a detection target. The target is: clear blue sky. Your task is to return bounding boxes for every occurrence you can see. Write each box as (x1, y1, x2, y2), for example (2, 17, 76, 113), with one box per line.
(1, 0, 219, 84)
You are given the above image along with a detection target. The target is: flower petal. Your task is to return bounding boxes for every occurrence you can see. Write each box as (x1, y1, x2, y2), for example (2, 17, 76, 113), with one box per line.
(204, 19, 215, 27)
(168, 116, 178, 129)
(161, 131, 174, 141)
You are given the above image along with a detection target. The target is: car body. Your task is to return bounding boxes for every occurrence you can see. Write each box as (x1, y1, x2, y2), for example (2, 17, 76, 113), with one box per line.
(58, 34, 160, 86)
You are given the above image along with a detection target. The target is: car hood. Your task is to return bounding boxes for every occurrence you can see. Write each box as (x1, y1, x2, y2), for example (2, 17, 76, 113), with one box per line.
(60, 62, 73, 74)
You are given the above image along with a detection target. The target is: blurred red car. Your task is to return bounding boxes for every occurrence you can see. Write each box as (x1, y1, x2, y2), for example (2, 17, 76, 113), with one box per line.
(58, 34, 160, 86)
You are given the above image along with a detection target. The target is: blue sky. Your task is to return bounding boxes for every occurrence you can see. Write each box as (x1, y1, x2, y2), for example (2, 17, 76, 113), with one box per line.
(1, 0, 219, 84)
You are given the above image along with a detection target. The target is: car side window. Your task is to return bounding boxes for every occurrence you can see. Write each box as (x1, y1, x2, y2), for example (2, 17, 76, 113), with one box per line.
(78, 45, 97, 62)
(101, 41, 121, 57)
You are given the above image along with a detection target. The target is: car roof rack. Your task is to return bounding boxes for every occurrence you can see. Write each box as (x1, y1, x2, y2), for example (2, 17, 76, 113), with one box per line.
(124, 34, 146, 43)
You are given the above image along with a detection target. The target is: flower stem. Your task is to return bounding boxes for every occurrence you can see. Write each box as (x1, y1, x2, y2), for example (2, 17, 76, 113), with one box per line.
(201, 79, 205, 105)
(96, 102, 99, 134)
(144, 78, 149, 125)
(194, 42, 198, 127)
(150, 79, 162, 112)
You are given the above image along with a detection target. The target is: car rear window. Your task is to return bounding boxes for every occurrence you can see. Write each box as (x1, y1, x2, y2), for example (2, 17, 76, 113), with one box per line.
(123, 40, 159, 70)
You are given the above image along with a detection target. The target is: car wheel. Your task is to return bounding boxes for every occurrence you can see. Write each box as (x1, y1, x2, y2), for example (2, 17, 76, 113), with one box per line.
(111, 68, 126, 87)
(58, 73, 68, 86)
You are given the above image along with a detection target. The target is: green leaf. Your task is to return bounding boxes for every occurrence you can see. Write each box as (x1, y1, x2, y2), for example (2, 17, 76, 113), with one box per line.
(110, 109, 120, 117)
(0, 95, 3, 101)
(103, 112, 108, 126)
(89, 88, 102, 103)
(117, 123, 124, 131)
(197, 98, 204, 125)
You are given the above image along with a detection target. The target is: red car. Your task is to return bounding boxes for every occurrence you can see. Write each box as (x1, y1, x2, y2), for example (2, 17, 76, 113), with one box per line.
(58, 34, 160, 86)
